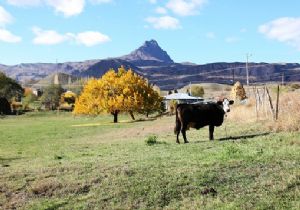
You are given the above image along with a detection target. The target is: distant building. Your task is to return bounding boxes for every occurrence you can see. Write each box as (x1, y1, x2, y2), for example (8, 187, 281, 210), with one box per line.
(32, 88, 43, 97)
(163, 93, 203, 111)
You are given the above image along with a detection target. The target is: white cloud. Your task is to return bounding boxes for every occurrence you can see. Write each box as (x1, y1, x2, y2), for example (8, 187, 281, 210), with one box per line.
(146, 16, 180, 29)
(166, 0, 206, 16)
(0, 6, 13, 26)
(90, 0, 113, 4)
(0, 28, 21, 43)
(7, 0, 77, 17)
(205, 32, 215, 39)
(259, 17, 300, 50)
(75, 31, 110, 46)
(6, 0, 41, 7)
(7, 0, 113, 17)
(149, 0, 157, 4)
(0, 6, 21, 43)
(155, 7, 167, 14)
(46, 0, 85, 17)
(32, 27, 110, 46)
(32, 27, 69, 45)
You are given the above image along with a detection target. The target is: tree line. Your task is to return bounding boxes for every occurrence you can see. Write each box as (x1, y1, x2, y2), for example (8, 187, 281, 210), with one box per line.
(0, 67, 162, 122)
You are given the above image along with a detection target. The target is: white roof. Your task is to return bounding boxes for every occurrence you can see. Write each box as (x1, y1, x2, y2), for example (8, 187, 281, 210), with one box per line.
(164, 93, 202, 100)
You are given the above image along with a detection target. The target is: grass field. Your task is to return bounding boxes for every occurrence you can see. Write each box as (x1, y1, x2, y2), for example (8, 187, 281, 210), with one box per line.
(0, 112, 299, 209)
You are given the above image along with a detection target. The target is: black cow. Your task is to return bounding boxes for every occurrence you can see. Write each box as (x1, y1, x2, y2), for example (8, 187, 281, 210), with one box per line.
(174, 98, 234, 143)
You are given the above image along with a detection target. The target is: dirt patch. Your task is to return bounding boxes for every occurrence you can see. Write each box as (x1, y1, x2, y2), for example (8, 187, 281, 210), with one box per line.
(30, 178, 63, 197)
(201, 187, 218, 196)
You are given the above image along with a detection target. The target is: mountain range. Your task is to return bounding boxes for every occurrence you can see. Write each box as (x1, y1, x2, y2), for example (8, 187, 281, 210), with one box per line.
(1, 39, 300, 90)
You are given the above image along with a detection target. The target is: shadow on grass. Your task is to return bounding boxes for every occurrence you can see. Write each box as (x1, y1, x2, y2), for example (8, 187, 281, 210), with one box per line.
(192, 140, 208, 144)
(0, 156, 23, 167)
(127, 117, 157, 123)
(0, 156, 23, 162)
(218, 132, 270, 141)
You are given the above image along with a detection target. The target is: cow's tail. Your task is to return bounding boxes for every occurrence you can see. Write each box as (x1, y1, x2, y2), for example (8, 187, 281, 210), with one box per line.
(174, 104, 181, 134)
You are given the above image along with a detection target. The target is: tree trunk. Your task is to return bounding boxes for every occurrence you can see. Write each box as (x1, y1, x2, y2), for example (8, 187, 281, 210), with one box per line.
(112, 110, 119, 123)
(129, 111, 135, 120)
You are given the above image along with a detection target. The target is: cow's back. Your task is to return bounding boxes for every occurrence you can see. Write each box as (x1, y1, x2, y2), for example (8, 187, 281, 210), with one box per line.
(177, 103, 225, 127)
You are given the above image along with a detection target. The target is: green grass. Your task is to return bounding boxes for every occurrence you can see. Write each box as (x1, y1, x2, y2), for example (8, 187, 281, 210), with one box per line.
(0, 112, 299, 209)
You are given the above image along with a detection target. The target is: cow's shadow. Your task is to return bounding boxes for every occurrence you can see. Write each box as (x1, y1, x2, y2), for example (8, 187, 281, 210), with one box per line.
(218, 132, 270, 141)
(127, 118, 157, 123)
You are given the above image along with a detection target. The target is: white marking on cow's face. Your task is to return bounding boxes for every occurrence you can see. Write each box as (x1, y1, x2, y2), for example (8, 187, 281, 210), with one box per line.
(222, 98, 232, 113)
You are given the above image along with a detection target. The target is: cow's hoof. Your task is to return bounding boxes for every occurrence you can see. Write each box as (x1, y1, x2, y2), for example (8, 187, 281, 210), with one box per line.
(184, 141, 189, 144)
(176, 141, 180, 144)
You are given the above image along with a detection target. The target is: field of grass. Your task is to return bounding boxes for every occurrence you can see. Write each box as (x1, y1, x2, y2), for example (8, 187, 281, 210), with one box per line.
(0, 112, 299, 209)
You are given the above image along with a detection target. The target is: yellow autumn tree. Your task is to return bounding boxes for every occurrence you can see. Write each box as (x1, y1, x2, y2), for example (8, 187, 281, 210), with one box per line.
(60, 91, 77, 110)
(73, 66, 162, 123)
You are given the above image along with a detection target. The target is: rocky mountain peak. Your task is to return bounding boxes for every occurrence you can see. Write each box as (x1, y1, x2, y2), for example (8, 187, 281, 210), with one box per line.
(143, 39, 159, 47)
(120, 39, 174, 64)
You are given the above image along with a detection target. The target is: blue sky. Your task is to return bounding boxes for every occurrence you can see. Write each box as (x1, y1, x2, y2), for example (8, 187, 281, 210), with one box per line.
(0, 0, 300, 65)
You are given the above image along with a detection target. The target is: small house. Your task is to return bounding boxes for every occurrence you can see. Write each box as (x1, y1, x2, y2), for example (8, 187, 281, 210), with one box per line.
(163, 93, 203, 112)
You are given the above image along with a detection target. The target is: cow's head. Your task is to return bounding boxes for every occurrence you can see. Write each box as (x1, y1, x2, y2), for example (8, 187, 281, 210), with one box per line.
(217, 98, 234, 113)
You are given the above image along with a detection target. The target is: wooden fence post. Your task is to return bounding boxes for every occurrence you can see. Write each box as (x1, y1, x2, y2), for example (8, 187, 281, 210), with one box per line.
(266, 86, 275, 120)
(275, 85, 280, 120)
(253, 86, 258, 120)
(262, 86, 267, 117)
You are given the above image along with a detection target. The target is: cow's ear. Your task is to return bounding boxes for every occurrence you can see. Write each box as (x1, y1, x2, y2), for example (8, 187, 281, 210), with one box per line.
(217, 101, 223, 106)
(229, 100, 234, 105)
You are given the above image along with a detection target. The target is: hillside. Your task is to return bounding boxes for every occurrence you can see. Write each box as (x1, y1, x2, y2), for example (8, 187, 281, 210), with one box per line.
(32, 73, 80, 89)
(1, 40, 300, 90)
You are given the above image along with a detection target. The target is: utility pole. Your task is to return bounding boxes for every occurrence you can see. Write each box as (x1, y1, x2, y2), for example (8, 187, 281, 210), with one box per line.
(281, 72, 285, 86)
(246, 53, 252, 86)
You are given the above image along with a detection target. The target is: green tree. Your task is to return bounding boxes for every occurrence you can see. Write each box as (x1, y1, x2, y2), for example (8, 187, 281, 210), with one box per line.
(22, 93, 38, 110)
(0, 72, 23, 101)
(191, 85, 205, 97)
(40, 84, 64, 110)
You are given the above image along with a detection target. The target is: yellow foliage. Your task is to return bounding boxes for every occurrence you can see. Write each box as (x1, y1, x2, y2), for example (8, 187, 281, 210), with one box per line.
(73, 66, 162, 119)
(63, 91, 76, 99)
(60, 91, 76, 105)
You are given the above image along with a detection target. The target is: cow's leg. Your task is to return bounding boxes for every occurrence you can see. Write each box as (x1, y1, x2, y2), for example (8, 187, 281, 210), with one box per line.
(176, 128, 180, 144)
(175, 120, 181, 144)
(181, 124, 189, 143)
(209, 125, 214, 140)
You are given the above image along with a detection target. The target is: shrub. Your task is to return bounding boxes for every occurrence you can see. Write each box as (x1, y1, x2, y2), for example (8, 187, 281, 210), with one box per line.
(145, 135, 158, 146)
(290, 83, 300, 90)
(191, 85, 204, 97)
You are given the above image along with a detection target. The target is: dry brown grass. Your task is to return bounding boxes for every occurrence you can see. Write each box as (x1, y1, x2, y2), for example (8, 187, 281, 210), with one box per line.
(30, 178, 63, 197)
(227, 98, 259, 123)
(228, 91, 300, 132)
(267, 92, 300, 132)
